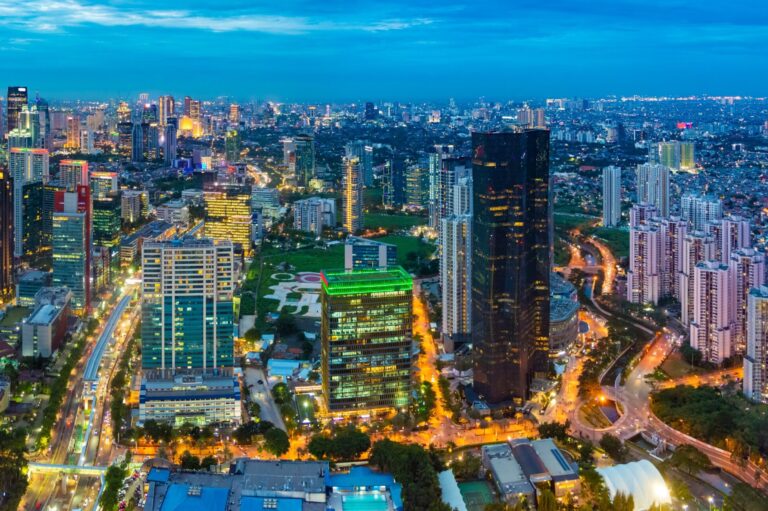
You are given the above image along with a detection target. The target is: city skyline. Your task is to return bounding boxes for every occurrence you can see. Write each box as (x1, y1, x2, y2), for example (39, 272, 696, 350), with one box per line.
(2, 1, 768, 100)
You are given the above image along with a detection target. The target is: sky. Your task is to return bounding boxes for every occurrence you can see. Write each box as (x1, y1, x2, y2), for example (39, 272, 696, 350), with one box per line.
(1, 0, 767, 102)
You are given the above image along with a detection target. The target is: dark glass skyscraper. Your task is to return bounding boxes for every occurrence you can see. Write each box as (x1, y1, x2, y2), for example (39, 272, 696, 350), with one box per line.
(6, 86, 28, 134)
(471, 130, 551, 404)
(0, 170, 13, 305)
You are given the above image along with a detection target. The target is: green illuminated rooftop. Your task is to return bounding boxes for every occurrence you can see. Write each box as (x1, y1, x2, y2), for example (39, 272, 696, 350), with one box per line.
(321, 266, 413, 296)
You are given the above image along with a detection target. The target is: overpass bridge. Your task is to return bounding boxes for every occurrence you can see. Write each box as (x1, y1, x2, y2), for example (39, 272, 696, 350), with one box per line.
(28, 462, 108, 476)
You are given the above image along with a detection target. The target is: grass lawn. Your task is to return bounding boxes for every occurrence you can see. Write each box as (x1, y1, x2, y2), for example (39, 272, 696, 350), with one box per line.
(554, 212, 599, 232)
(579, 402, 613, 429)
(0, 306, 31, 327)
(660, 351, 704, 379)
(377, 235, 436, 266)
(554, 236, 571, 266)
(589, 226, 630, 259)
(364, 212, 428, 230)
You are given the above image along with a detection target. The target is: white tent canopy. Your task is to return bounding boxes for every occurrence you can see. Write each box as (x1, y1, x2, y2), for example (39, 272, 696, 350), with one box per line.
(597, 460, 672, 511)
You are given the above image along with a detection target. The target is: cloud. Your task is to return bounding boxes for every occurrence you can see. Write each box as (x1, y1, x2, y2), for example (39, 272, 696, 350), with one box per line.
(0, 0, 435, 35)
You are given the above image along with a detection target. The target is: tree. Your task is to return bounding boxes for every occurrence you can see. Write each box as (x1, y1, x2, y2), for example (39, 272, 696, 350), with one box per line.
(537, 489, 558, 511)
(264, 428, 290, 456)
(611, 492, 635, 511)
(233, 421, 261, 445)
(272, 382, 291, 404)
(538, 421, 570, 442)
(308, 427, 371, 461)
(451, 453, 482, 480)
(243, 327, 260, 343)
(578, 440, 595, 466)
(248, 401, 261, 418)
(200, 455, 218, 470)
(179, 450, 201, 470)
(100, 463, 128, 511)
(669, 444, 711, 475)
(680, 342, 703, 366)
(599, 433, 628, 462)
(275, 312, 298, 336)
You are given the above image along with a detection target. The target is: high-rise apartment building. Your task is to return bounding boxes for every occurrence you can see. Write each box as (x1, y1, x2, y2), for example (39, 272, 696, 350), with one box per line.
(602, 166, 621, 227)
(0, 170, 14, 305)
(744, 286, 768, 403)
(720, 215, 751, 263)
(344, 141, 374, 187)
(6, 86, 28, 134)
(656, 141, 695, 171)
(229, 103, 240, 124)
(681, 193, 722, 231)
(680, 231, 715, 326)
(342, 157, 363, 234)
(9, 148, 49, 259)
(321, 267, 413, 414)
(471, 130, 550, 404)
(121, 190, 148, 224)
(293, 197, 336, 236)
(59, 160, 88, 191)
(427, 144, 455, 230)
(628, 224, 661, 305)
(690, 261, 733, 365)
(405, 161, 429, 209)
(204, 187, 252, 254)
(636, 163, 670, 217)
(730, 248, 765, 355)
(658, 216, 687, 300)
(52, 186, 91, 314)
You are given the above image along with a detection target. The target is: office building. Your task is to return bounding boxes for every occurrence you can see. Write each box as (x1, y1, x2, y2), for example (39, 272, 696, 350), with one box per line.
(321, 267, 413, 414)
(681, 193, 722, 231)
(550, 274, 580, 355)
(9, 147, 48, 259)
(730, 248, 765, 355)
(382, 157, 406, 209)
(6, 86, 28, 134)
(119, 220, 175, 267)
(680, 231, 715, 326)
(139, 375, 240, 426)
(293, 134, 315, 187)
(744, 286, 768, 404)
(0, 171, 13, 305)
(117, 101, 131, 123)
(121, 189, 148, 224)
(471, 130, 550, 404)
(117, 121, 132, 160)
(155, 199, 189, 226)
(658, 216, 686, 299)
(164, 121, 177, 164)
(225, 129, 240, 163)
(228, 103, 240, 124)
(204, 187, 252, 254)
(52, 186, 91, 314)
(251, 186, 281, 221)
(344, 236, 397, 270)
(405, 161, 430, 209)
(157, 95, 174, 126)
(342, 157, 363, 234)
(16, 270, 52, 307)
(602, 166, 621, 227)
(690, 261, 733, 365)
(131, 122, 144, 162)
(92, 192, 122, 248)
(21, 287, 71, 358)
(636, 163, 670, 217)
(141, 238, 235, 376)
(293, 197, 336, 236)
(59, 159, 88, 191)
(17, 104, 41, 148)
(65, 116, 80, 150)
(627, 224, 661, 305)
(428, 144, 455, 230)
(345, 140, 374, 186)
(89, 170, 118, 199)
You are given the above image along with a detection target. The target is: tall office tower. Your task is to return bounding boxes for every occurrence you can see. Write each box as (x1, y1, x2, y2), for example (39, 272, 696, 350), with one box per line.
(321, 267, 413, 413)
(364, 102, 377, 120)
(344, 237, 397, 270)
(141, 238, 235, 375)
(251, 186, 281, 221)
(34, 96, 51, 150)
(142, 103, 158, 124)
(471, 130, 550, 404)
(720, 215, 751, 263)
(42, 182, 65, 257)
(79, 129, 94, 154)
(157, 95, 174, 125)
(690, 261, 733, 364)
(680, 231, 715, 326)
(627, 224, 661, 304)
(163, 121, 178, 164)
(427, 144, 455, 230)
(131, 122, 144, 162)
(117, 101, 131, 123)
(203, 187, 252, 254)
(382, 157, 406, 208)
(52, 186, 91, 314)
(730, 248, 765, 354)
(92, 192, 122, 249)
(681, 193, 723, 231)
(59, 160, 89, 191)
(629, 203, 658, 228)
(0, 170, 13, 305)
(602, 166, 621, 227)
(183, 96, 192, 116)
(6, 86, 28, 134)
(292, 134, 315, 187)
(405, 161, 429, 209)
(225, 129, 241, 163)
(145, 124, 160, 160)
(9, 148, 49, 259)
(293, 197, 336, 236)
(658, 216, 687, 299)
(744, 286, 768, 403)
(636, 163, 670, 217)
(189, 99, 201, 120)
(342, 157, 363, 234)
(65, 116, 81, 150)
(344, 141, 374, 187)
(117, 121, 133, 160)
(18, 105, 41, 147)
(229, 104, 240, 123)
(89, 170, 118, 199)
(7, 126, 35, 149)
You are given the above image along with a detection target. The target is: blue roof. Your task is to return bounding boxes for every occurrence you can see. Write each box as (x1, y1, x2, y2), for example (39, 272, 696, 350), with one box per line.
(147, 467, 171, 483)
(160, 484, 229, 511)
(240, 496, 303, 511)
(329, 467, 403, 510)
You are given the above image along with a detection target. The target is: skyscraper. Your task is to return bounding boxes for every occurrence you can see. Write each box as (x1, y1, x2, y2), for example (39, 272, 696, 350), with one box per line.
(636, 163, 670, 217)
(730, 248, 765, 354)
(342, 157, 363, 234)
(293, 197, 336, 236)
(321, 267, 413, 413)
(293, 134, 316, 187)
(131, 122, 144, 163)
(602, 165, 621, 227)
(6, 86, 28, 134)
(744, 286, 768, 404)
(92, 192, 122, 249)
(471, 130, 550, 404)
(164, 119, 178, 165)
(225, 129, 241, 163)
(59, 160, 89, 191)
(66, 116, 81, 150)
(345, 141, 374, 186)
(680, 231, 716, 326)
(9, 148, 49, 259)
(89, 170, 118, 199)
(656, 141, 695, 171)
(141, 238, 235, 376)
(658, 216, 686, 300)
(405, 161, 429, 209)
(690, 261, 733, 365)
(628, 224, 661, 304)
(204, 187, 253, 255)
(229, 103, 240, 124)
(0, 170, 13, 305)
(720, 215, 751, 263)
(117, 121, 133, 160)
(427, 144, 455, 230)
(681, 193, 722, 231)
(344, 237, 397, 270)
(52, 186, 91, 314)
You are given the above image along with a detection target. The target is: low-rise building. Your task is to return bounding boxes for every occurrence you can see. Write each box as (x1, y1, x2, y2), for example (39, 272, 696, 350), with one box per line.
(16, 270, 51, 307)
(155, 199, 190, 226)
(139, 374, 240, 426)
(21, 287, 72, 358)
(344, 236, 398, 270)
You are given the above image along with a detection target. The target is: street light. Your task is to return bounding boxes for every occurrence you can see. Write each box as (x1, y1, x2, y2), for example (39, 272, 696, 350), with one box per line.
(708, 496, 714, 510)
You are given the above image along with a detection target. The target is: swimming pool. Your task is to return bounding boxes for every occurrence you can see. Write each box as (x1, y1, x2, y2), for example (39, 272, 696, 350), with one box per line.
(342, 493, 389, 511)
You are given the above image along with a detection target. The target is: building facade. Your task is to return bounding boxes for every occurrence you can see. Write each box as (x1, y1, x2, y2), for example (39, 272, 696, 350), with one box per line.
(744, 286, 768, 404)
(602, 166, 621, 227)
(342, 157, 363, 233)
(690, 261, 733, 365)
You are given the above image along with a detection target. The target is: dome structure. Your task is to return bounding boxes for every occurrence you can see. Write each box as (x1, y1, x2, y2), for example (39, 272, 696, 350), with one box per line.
(596, 459, 671, 511)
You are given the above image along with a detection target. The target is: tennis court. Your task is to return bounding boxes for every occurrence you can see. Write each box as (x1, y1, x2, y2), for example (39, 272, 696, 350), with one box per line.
(458, 480, 495, 511)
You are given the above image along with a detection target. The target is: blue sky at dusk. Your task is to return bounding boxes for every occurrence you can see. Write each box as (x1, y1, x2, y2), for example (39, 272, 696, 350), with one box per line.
(1, 0, 767, 101)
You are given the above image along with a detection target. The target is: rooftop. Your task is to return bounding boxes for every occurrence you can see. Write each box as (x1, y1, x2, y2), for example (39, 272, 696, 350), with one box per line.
(26, 304, 63, 326)
(321, 267, 412, 296)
